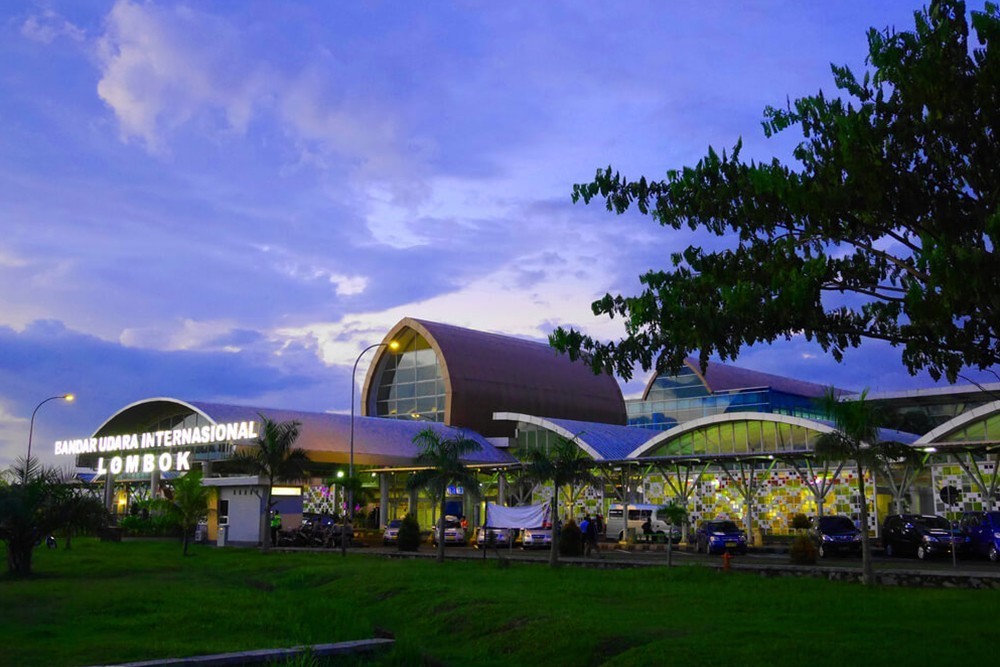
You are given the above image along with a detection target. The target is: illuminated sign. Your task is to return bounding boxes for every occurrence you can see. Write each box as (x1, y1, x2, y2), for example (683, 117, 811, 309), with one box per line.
(54, 420, 260, 479)
(54, 421, 259, 456)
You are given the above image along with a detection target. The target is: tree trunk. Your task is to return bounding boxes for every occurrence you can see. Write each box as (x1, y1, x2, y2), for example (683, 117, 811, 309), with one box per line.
(262, 487, 273, 553)
(667, 533, 673, 567)
(549, 486, 560, 567)
(6, 540, 33, 577)
(182, 531, 190, 557)
(856, 461, 874, 586)
(437, 484, 446, 564)
(65, 529, 73, 551)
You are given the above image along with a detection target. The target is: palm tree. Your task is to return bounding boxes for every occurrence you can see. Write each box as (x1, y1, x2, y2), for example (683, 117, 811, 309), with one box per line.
(406, 428, 482, 564)
(660, 500, 687, 567)
(518, 436, 598, 567)
(166, 470, 211, 556)
(814, 389, 917, 586)
(0, 457, 66, 576)
(230, 415, 308, 551)
(54, 492, 108, 551)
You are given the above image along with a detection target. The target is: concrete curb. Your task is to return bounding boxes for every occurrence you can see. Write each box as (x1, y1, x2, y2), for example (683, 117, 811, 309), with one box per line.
(88, 638, 395, 667)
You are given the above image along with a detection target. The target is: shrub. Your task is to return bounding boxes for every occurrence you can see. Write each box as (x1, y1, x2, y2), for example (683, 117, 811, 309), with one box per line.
(791, 513, 812, 531)
(397, 513, 421, 552)
(789, 534, 819, 565)
(559, 519, 582, 557)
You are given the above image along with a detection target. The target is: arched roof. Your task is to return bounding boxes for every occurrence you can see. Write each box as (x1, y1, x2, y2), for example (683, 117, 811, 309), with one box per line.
(90, 398, 516, 468)
(915, 399, 1000, 448)
(492, 412, 652, 461)
(640, 358, 838, 401)
(628, 413, 837, 459)
(362, 318, 627, 437)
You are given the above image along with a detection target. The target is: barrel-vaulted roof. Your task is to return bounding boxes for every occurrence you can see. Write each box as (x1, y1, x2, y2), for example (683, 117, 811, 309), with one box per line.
(493, 412, 652, 461)
(90, 397, 516, 468)
(363, 318, 627, 437)
(641, 358, 842, 401)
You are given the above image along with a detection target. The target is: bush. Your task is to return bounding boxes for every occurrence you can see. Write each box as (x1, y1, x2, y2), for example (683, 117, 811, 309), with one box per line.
(789, 534, 818, 565)
(791, 513, 812, 531)
(559, 519, 582, 557)
(397, 513, 421, 552)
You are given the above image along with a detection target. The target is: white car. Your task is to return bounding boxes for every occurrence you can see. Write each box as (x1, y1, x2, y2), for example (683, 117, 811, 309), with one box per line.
(431, 515, 467, 545)
(522, 527, 552, 549)
(476, 527, 514, 548)
(382, 519, 403, 546)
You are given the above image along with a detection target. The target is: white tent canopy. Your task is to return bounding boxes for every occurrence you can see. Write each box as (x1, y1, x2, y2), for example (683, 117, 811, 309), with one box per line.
(485, 503, 548, 529)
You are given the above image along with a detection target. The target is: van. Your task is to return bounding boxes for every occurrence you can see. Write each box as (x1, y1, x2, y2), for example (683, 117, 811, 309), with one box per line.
(605, 504, 683, 542)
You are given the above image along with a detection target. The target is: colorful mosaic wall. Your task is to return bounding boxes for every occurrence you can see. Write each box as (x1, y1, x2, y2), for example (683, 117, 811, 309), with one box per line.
(531, 484, 603, 522)
(303, 484, 342, 515)
(931, 460, 999, 517)
(641, 467, 876, 534)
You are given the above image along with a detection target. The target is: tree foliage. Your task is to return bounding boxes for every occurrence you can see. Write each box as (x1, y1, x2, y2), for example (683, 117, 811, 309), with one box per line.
(164, 470, 211, 556)
(231, 415, 308, 551)
(551, 0, 1000, 383)
(406, 428, 482, 563)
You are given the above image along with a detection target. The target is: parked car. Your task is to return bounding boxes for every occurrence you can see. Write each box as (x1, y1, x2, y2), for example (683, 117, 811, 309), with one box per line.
(812, 515, 862, 558)
(522, 527, 552, 549)
(431, 515, 467, 546)
(882, 514, 969, 559)
(695, 519, 747, 555)
(382, 518, 403, 546)
(476, 527, 515, 548)
(960, 510, 1000, 562)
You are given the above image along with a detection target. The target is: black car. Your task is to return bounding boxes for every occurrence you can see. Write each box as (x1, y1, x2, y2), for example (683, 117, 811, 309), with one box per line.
(813, 515, 861, 558)
(882, 513, 969, 559)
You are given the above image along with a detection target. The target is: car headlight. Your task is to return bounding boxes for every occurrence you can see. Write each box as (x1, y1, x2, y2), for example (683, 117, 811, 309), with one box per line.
(822, 535, 833, 542)
(923, 535, 937, 543)
(993, 532, 1000, 540)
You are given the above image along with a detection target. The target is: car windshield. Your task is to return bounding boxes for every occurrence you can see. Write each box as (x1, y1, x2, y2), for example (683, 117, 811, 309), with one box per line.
(916, 516, 951, 530)
(445, 519, 462, 528)
(818, 516, 855, 532)
(387, 520, 401, 528)
(712, 521, 739, 532)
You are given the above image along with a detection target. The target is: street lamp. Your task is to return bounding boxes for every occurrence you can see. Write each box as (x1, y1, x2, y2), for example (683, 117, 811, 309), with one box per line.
(25, 394, 75, 481)
(346, 340, 398, 545)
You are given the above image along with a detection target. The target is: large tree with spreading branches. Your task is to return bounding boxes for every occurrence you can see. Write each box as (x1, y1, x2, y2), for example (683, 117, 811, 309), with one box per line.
(551, 1, 1000, 383)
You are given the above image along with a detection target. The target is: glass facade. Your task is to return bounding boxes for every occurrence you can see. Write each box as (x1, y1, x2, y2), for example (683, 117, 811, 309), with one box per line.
(940, 412, 1000, 444)
(372, 330, 446, 423)
(642, 419, 823, 457)
(628, 366, 827, 431)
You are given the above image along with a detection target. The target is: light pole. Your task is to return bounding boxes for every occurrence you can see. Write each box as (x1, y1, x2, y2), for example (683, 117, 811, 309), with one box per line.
(25, 394, 75, 482)
(346, 340, 398, 553)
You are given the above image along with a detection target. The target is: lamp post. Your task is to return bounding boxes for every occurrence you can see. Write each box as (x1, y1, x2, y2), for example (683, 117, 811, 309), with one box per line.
(25, 394, 75, 482)
(346, 340, 398, 552)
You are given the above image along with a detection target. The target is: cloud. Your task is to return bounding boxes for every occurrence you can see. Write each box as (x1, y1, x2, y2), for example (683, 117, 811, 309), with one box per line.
(21, 9, 85, 44)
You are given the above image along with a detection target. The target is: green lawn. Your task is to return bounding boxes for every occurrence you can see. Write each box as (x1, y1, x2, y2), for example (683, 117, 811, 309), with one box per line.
(1, 540, 996, 666)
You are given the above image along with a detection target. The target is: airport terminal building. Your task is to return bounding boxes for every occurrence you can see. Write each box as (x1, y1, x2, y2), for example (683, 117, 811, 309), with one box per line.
(62, 317, 1000, 546)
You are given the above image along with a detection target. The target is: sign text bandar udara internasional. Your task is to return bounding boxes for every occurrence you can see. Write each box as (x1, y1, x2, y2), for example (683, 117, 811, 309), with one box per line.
(52, 420, 259, 476)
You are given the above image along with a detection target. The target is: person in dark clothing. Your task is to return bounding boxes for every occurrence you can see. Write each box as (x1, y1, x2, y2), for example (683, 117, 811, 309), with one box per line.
(584, 515, 601, 558)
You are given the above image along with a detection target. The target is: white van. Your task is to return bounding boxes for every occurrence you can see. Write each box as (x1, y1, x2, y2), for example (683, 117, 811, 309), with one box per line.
(605, 504, 683, 542)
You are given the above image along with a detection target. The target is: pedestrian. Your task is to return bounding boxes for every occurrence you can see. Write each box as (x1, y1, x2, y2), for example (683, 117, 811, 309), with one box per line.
(584, 514, 601, 558)
(595, 512, 604, 538)
(579, 514, 590, 553)
(270, 510, 282, 545)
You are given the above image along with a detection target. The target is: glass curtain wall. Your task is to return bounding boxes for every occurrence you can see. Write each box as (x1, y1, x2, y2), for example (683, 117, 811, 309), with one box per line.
(372, 330, 446, 423)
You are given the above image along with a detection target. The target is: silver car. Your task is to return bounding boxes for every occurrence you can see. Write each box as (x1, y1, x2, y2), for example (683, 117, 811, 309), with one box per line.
(522, 527, 552, 549)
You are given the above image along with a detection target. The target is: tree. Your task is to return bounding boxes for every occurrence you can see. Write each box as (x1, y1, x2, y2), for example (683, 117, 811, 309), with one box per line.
(330, 473, 377, 556)
(164, 470, 211, 556)
(0, 458, 67, 577)
(231, 415, 308, 551)
(406, 428, 482, 564)
(551, 1, 1000, 384)
(54, 492, 108, 551)
(659, 500, 687, 567)
(517, 437, 598, 567)
(813, 389, 918, 586)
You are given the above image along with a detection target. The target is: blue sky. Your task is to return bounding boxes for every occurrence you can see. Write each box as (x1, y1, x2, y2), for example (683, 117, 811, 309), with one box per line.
(1, 1, 993, 467)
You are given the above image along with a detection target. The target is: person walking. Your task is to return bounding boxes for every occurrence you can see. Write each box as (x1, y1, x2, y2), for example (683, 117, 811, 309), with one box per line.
(579, 514, 590, 554)
(584, 514, 601, 558)
(270, 510, 282, 545)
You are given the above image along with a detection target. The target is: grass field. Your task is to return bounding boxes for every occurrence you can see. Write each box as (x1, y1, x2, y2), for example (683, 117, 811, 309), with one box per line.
(1, 539, 997, 666)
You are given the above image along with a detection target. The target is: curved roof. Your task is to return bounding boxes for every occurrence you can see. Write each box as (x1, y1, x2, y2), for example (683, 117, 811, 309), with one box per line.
(362, 318, 627, 436)
(493, 412, 652, 461)
(915, 399, 1000, 448)
(628, 413, 837, 459)
(641, 358, 841, 401)
(92, 398, 516, 468)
